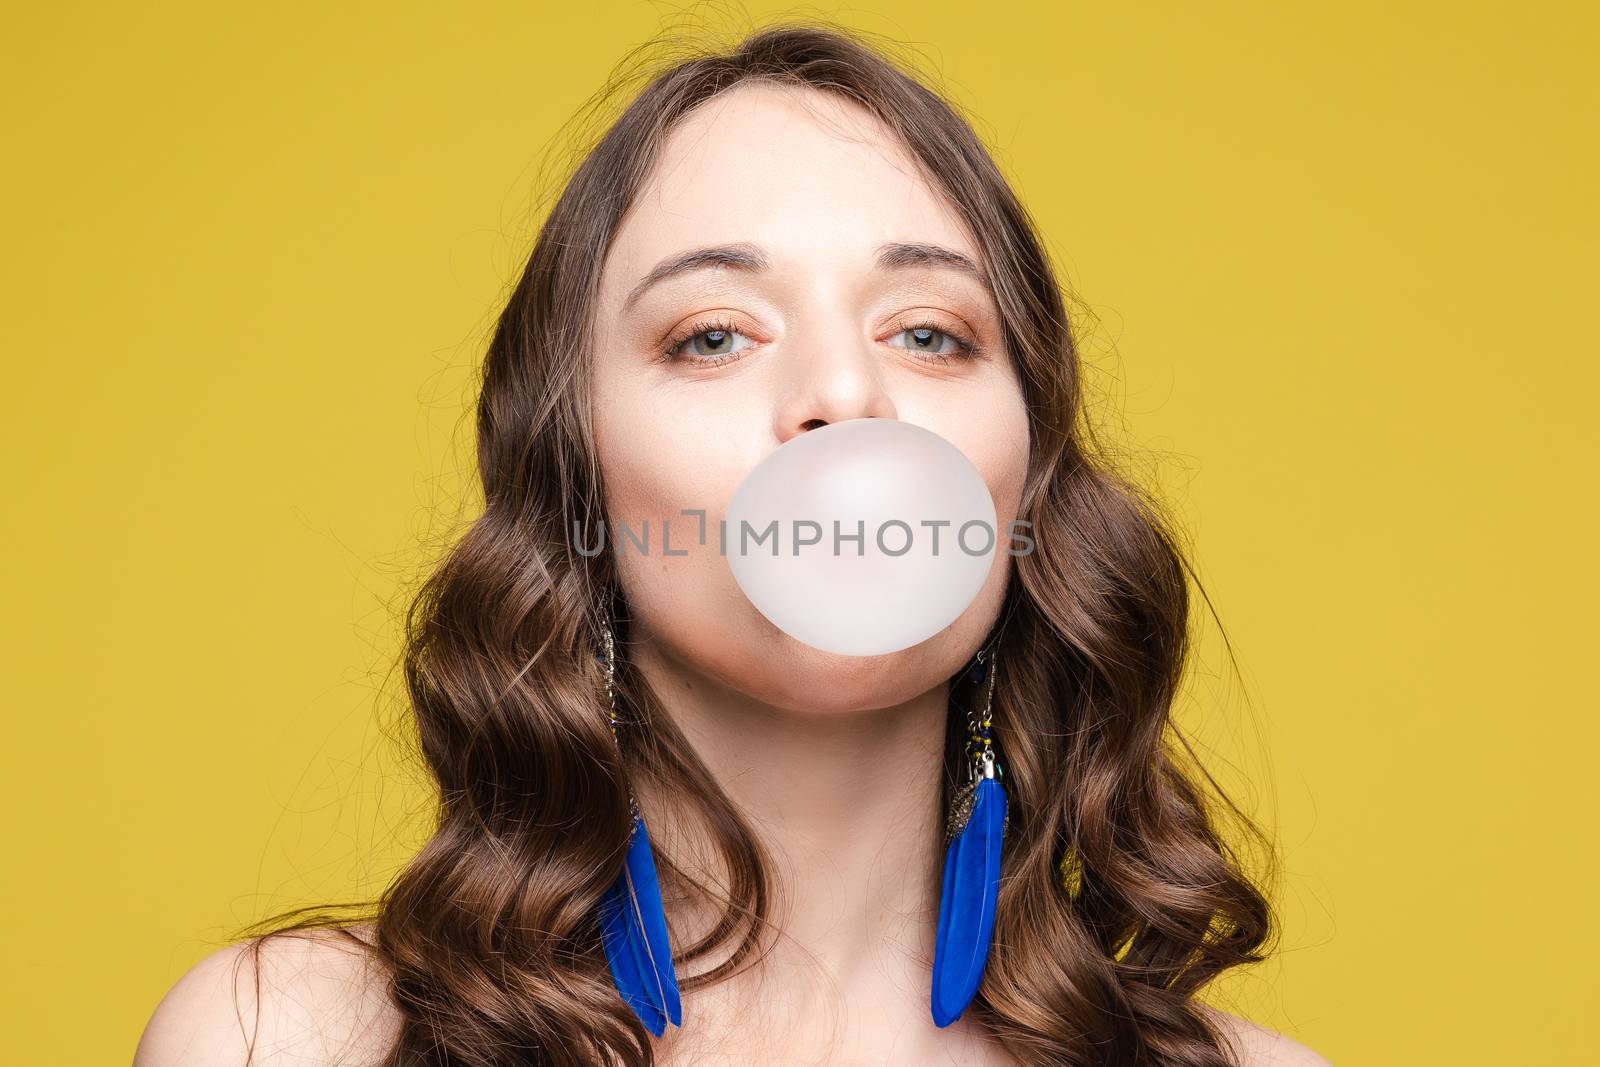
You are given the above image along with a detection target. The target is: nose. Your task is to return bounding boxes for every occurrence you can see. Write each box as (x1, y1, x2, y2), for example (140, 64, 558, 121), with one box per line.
(772, 322, 899, 444)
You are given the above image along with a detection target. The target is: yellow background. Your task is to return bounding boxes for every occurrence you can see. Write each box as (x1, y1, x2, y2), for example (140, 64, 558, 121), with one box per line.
(4, 2, 1595, 1064)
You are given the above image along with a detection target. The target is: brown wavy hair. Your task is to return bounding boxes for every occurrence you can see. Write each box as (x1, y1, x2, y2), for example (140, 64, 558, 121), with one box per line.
(230, 20, 1278, 1067)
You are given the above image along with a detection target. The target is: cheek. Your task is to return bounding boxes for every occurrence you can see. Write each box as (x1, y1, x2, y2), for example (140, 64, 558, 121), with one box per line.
(595, 359, 702, 519)
(594, 377, 755, 535)
(923, 380, 1031, 535)
(990, 413, 1031, 529)
(983, 383, 1031, 517)
(592, 363, 771, 671)
(915, 381, 1029, 637)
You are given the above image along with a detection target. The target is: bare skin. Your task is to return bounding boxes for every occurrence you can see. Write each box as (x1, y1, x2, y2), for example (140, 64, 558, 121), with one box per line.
(132, 84, 1334, 1067)
(131, 923, 1331, 1066)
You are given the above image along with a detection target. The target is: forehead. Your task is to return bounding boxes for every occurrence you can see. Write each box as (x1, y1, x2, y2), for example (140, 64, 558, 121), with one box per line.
(600, 82, 977, 291)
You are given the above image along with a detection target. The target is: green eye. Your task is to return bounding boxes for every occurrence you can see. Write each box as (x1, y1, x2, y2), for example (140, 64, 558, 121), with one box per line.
(899, 327, 950, 353)
(686, 328, 748, 357)
(666, 323, 756, 363)
(889, 325, 974, 360)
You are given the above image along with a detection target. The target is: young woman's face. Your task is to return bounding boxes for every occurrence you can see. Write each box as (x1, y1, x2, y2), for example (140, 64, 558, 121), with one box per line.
(590, 83, 1030, 713)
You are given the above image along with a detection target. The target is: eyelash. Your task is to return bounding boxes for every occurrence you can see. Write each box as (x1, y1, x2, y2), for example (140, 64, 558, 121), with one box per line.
(657, 316, 983, 368)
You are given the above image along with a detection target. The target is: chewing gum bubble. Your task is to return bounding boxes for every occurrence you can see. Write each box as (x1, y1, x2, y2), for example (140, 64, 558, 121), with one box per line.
(723, 418, 998, 656)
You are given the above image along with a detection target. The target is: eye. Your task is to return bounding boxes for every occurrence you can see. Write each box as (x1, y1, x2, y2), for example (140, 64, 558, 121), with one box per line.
(885, 322, 977, 364)
(662, 319, 758, 365)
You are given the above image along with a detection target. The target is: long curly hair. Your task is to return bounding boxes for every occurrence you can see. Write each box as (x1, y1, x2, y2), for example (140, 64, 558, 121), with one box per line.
(231, 21, 1278, 1067)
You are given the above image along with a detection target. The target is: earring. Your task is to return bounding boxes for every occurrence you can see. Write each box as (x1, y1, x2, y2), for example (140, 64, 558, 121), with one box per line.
(593, 607, 683, 1037)
(931, 643, 1009, 1028)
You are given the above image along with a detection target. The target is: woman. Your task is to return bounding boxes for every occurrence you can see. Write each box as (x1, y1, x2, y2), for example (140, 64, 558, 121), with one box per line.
(134, 23, 1332, 1067)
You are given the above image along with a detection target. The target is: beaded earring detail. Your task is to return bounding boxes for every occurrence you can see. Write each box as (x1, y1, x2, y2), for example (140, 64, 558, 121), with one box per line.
(593, 609, 683, 1036)
(931, 644, 1009, 1027)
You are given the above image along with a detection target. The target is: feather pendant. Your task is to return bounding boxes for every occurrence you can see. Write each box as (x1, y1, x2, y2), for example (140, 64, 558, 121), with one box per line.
(599, 806, 683, 1036)
(930, 775, 1007, 1027)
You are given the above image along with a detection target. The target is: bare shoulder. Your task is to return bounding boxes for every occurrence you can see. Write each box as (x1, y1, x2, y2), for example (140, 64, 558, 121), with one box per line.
(1199, 1005, 1335, 1067)
(133, 921, 399, 1067)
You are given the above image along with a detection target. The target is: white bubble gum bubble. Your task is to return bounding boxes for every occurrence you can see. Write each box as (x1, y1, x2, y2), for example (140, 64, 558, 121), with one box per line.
(724, 418, 998, 656)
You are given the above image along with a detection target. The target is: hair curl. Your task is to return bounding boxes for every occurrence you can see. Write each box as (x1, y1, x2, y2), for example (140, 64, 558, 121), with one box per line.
(231, 21, 1278, 1067)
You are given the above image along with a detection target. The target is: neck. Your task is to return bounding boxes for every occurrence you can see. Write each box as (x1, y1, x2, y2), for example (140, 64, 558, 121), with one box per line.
(629, 635, 951, 1005)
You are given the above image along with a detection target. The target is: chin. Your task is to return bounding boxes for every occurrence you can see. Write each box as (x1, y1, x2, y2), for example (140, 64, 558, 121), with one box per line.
(724, 628, 967, 714)
(626, 570, 1001, 715)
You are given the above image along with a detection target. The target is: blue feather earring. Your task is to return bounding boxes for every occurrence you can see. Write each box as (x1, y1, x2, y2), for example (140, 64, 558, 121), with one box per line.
(931, 644, 1008, 1028)
(593, 608, 683, 1037)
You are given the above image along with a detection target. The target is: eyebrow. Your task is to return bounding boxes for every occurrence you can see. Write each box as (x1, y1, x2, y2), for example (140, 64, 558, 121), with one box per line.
(621, 240, 993, 311)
